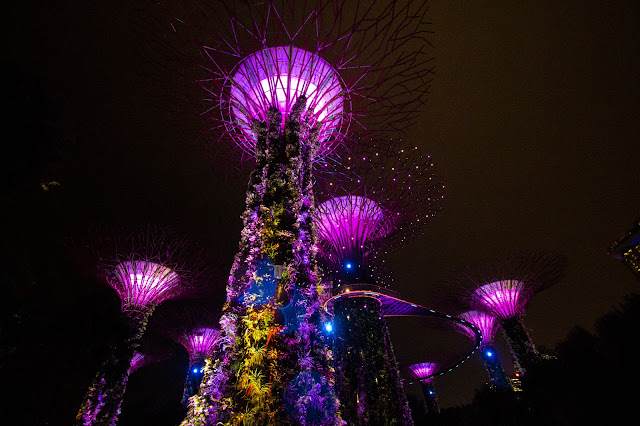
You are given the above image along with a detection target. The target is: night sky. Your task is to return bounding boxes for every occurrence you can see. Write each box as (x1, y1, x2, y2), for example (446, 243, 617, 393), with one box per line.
(4, 0, 639, 423)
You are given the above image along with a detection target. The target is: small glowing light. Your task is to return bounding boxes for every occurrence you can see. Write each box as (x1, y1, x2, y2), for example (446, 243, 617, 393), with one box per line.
(486, 351, 493, 358)
(345, 262, 352, 269)
(193, 368, 199, 373)
(429, 390, 434, 395)
(325, 323, 333, 332)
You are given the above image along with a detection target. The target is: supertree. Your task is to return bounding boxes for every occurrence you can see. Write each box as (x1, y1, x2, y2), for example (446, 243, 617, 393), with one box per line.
(147, 1, 437, 424)
(315, 142, 443, 286)
(178, 327, 220, 405)
(75, 226, 211, 426)
(408, 363, 440, 418)
(447, 251, 567, 375)
(314, 142, 444, 424)
(158, 304, 222, 406)
(457, 311, 511, 390)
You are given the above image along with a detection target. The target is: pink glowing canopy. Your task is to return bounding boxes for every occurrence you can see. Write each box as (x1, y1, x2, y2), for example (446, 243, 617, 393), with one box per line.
(112, 261, 180, 311)
(228, 46, 346, 154)
(129, 352, 150, 373)
(458, 311, 500, 345)
(181, 328, 220, 360)
(409, 362, 438, 381)
(473, 280, 525, 319)
(315, 195, 392, 258)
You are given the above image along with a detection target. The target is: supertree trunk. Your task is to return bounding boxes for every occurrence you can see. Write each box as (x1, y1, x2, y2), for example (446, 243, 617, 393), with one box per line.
(183, 98, 338, 425)
(500, 317, 539, 374)
(181, 356, 206, 406)
(419, 381, 440, 419)
(333, 297, 413, 425)
(76, 308, 153, 426)
(480, 343, 511, 391)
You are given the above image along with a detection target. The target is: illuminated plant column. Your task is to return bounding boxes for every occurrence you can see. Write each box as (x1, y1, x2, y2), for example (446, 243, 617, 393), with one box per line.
(184, 98, 336, 425)
(161, 0, 437, 424)
(458, 311, 511, 390)
(76, 227, 209, 426)
(179, 328, 220, 405)
(449, 251, 567, 375)
(315, 143, 443, 425)
(409, 363, 440, 417)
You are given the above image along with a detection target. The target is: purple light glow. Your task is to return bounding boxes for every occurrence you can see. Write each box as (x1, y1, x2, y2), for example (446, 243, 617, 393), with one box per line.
(128, 352, 149, 374)
(473, 280, 525, 319)
(458, 311, 500, 345)
(315, 196, 392, 259)
(409, 362, 438, 381)
(229, 46, 345, 152)
(182, 328, 220, 359)
(112, 261, 180, 310)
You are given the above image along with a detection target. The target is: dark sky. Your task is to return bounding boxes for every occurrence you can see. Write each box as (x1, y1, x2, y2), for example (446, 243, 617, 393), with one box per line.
(4, 0, 639, 421)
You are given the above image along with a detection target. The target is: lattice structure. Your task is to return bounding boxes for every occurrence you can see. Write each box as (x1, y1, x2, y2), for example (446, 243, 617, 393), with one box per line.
(457, 311, 499, 345)
(446, 251, 567, 375)
(409, 362, 438, 382)
(128, 352, 152, 374)
(76, 226, 210, 426)
(111, 261, 180, 312)
(180, 328, 220, 362)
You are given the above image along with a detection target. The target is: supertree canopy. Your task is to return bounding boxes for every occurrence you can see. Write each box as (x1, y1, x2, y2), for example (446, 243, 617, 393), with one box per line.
(152, 300, 223, 407)
(457, 311, 511, 390)
(228, 45, 345, 148)
(449, 251, 567, 375)
(128, 352, 152, 375)
(162, 1, 437, 424)
(409, 362, 440, 417)
(315, 195, 392, 283)
(155, 0, 434, 162)
(111, 261, 180, 311)
(315, 141, 444, 285)
(75, 226, 210, 426)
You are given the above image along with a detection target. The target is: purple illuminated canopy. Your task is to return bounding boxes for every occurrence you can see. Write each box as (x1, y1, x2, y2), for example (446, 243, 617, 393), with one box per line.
(183, 0, 435, 161)
(111, 261, 180, 311)
(409, 362, 438, 382)
(229, 46, 345, 149)
(315, 195, 391, 259)
(129, 352, 150, 374)
(473, 280, 525, 320)
(457, 311, 500, 345)
(181, 328, 220, 360)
